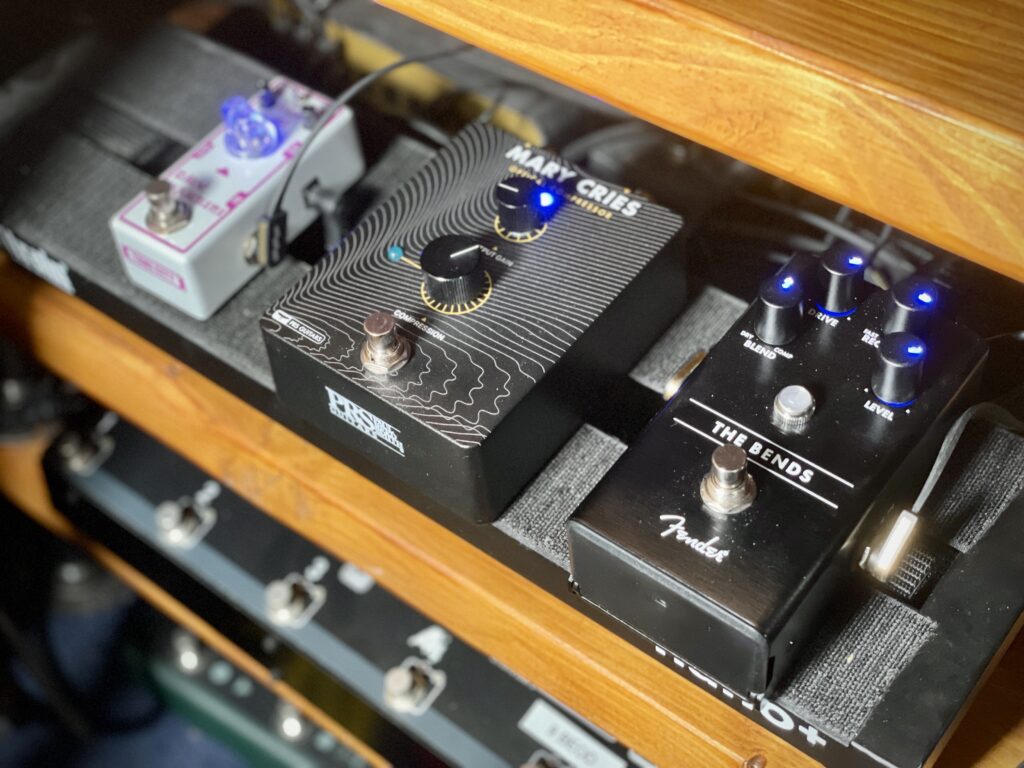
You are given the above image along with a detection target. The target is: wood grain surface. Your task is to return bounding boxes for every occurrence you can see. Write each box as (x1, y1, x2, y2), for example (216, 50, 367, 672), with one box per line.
(378, 0, 1024, 282)
(0, 261, 1021, 765)
(0, 430, 390, 768)
(0, 268, 814, 767)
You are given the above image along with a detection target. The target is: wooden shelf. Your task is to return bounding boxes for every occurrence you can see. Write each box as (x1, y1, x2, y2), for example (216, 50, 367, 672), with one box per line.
(2, 259, 1024, 764)
(0, 264, 805, 766)
(0, 429, 389, 768)
(379, 0, 1024, 282)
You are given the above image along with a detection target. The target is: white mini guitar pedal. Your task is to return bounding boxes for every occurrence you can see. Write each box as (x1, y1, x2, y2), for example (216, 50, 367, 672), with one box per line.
(110, 76, 363, 320)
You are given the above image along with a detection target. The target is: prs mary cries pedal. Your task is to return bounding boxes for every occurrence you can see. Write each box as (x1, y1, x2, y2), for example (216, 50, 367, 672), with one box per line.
(262, 124, 686, 522)
(568, 251, 987, 696)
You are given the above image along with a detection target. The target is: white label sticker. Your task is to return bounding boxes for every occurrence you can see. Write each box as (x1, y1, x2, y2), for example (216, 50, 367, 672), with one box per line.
(407, 625, 452, 665)
(0, 225, 74, 294)
(337, 562, 375, 594)
(518, 700, 626, 768)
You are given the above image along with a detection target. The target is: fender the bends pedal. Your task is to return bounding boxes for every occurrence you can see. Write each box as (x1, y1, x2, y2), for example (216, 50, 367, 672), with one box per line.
(262, 124, 685, 522)
(109, 77, 364, 320)
(568, 252, 987, 696)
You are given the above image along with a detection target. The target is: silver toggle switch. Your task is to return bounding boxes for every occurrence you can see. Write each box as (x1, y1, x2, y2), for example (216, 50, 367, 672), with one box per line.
(155, 497, 216, 549)
(700, 444, 757, 515)
(382, 659, 445, 715)
(265, 574, 325, 628)
(772, 384, 816, 432)
(360, 310, 411, 375)
(144, 179, 191, 234)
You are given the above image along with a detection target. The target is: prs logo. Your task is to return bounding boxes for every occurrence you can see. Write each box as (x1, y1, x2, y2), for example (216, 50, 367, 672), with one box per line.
(659, 515, 730, 564)
(326, 386, 405, 456)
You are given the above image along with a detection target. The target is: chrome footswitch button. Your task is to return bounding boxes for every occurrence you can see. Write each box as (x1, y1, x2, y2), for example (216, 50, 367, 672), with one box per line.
(155, 497, 216, 548)
(144, 179, 191, 234)
(772, 384, 816, 432)
(700, 444, 757, 515)
(382, 659, 446, 715)
(265, 574, 326, 628)
(361, 310, 411, 375)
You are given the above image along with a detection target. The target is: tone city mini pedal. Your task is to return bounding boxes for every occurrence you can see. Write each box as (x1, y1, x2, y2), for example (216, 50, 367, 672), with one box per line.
(262, 124, 686, 522)
(110, 77, 363, 320)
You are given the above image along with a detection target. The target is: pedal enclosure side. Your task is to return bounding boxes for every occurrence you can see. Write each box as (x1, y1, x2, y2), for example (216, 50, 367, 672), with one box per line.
(262, 124, 685, 522)
(568, 280, 987, 695)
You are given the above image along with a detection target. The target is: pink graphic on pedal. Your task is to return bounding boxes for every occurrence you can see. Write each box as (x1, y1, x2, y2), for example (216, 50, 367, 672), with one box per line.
(191, 139, 215, 159)
(122, 245, 186, 291)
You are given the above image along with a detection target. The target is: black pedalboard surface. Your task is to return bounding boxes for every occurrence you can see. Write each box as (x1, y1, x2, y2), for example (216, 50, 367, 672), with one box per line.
(569, 251, 988, 697)
(262, 123, 685, 522)
(9, 23, 1024, 768)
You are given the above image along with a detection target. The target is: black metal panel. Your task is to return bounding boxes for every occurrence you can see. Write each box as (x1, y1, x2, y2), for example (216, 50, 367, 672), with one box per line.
(45, 418, 642, 768)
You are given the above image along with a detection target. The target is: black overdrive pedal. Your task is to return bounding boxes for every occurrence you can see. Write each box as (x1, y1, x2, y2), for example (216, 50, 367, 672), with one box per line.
(262, 125, 685, 522)
(567, 250, 987, 695)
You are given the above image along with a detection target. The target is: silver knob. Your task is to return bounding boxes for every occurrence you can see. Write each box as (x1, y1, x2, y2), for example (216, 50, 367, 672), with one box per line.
(700, 444, 757, 515)
(772, 385, 815, 432)
(360, 311, 411, 375)
(144, 179, 191, 234)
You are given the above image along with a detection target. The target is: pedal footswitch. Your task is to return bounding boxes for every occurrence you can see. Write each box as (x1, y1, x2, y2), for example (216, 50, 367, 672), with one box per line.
(568, 252, 986, 695)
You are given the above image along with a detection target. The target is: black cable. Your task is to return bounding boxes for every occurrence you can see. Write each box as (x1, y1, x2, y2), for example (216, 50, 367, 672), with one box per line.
(867, 222, 893, 262)
(269, 43, 471, 219)
(736, 191, 932, 287)
(911, 403, 1024, 514)
(558, 120, 658, 164)
(986, 329, 1024, 342)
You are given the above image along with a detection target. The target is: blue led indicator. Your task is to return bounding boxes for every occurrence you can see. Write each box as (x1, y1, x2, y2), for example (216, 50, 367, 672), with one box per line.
(221, 96, 281, 158)
(538, 191, 556, 208)
(780, 275, 796, 291)
(848, 254, 865, 267)
(815, 303, 857, 318)
(386, 245, 405, 263)
(906, 343, 925, 357)
(878, 396, 916, 409)
(916, 290, 934, 305)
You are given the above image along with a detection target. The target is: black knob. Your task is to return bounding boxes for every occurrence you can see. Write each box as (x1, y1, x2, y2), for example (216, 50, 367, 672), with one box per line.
(883, 277, 938, 336)
(421, 235, 486, 306)
(817, 247, 866, 316)
(495, 176, 547, 235)
(871, 332, 926, 406)
(755, 272, 804, 346)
